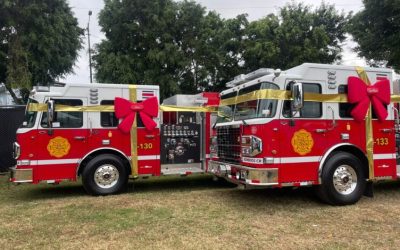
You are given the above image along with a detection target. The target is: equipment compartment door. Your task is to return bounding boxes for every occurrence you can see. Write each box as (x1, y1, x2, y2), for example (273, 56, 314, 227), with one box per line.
(136, 124, 161, 176)
(372, 120, 397, 178)
(160, 123, 201, 165)
(160, 111, 203, 175)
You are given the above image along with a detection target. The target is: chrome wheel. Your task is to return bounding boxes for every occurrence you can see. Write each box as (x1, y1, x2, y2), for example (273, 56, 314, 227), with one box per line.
(333, 165, 357, 195)
(94, 164, 120, 189)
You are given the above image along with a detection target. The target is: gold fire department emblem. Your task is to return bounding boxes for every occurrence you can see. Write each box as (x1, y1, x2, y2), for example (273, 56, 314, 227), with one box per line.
(291, 129, 314, 156)
(47, 136, 71, 158)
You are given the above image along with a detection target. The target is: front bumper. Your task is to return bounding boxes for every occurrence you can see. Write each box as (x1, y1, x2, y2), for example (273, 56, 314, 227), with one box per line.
(208, 160, 278, 187)
(9, 167, 33, 183)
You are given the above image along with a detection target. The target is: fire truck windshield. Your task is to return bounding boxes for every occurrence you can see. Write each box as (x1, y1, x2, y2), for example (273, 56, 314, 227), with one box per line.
(217, 91, 237, 123)
(234, 82, 279, 121)
(21, 98, 38, 128)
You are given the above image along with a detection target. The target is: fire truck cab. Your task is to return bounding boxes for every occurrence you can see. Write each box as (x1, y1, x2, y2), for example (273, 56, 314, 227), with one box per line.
(11, 83, 219, 195)
(209, 63, 400, 205)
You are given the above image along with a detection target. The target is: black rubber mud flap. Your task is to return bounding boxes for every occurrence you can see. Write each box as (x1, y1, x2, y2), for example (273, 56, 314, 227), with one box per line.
(364, 181, 374, 198)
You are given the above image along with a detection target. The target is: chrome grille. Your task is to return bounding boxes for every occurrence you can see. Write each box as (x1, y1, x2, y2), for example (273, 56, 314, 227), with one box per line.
(217, 126, 241, 163)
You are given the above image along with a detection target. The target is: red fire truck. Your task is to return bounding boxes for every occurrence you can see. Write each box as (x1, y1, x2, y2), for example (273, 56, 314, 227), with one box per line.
(10, 83, 219, 195)
(209, 63, 400, 205)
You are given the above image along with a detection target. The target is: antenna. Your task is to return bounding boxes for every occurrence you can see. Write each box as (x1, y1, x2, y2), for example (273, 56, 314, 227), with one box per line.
(87, 10, 93, 83)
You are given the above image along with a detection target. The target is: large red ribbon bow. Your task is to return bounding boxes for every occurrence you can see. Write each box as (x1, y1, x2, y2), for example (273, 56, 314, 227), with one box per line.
(347, 76, 390, 122)
(114, 97, 159, 133)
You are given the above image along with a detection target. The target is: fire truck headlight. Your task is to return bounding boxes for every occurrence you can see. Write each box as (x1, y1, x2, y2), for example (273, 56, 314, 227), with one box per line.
(235, 171, 241, 180)
(13, 142, 20, 160)
(241, 136, 251, 144)
(242, 147, 251, 155)
(210, 136, 218, 156)
(241, 136, 262, 157)
(240, 170, 248, 180)
(251, 136, 262, 156)
(235, 170, 248, 180)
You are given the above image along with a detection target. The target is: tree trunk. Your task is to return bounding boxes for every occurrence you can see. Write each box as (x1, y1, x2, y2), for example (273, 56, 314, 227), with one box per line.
(193, 60, 197, 92)
(4, 84, 23, 104)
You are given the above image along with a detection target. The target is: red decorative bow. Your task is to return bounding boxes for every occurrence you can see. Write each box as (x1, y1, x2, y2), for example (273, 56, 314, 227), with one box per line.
(114, 97, 159, 133)
(347, 76, 390, 122)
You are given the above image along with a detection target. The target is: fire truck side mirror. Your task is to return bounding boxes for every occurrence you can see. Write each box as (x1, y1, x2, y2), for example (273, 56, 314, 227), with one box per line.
(291, 81, 304, 111)
(47, 100, 55, 128)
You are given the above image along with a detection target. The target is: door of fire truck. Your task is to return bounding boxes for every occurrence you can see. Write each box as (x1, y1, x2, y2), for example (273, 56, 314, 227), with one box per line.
(278, 80, 328, 183)
(34, 97, 89, 182)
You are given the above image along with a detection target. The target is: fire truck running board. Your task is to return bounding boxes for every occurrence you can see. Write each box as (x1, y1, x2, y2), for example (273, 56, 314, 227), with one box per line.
(161, 163, 204, 176)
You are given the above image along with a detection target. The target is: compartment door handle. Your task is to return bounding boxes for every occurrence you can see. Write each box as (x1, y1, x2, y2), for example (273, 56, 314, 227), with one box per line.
(73, 136, 86, 141)
(380, 128, 392, 133)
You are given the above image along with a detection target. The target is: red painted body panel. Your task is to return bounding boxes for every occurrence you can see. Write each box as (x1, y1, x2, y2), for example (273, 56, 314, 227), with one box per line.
(279, 163, 319, 183)
(15, 85, 397, 187)
(16, 129, 81, 183)
(17, 126, 163, 183)
(14, 92, 219, 184)
(371, 120, 397, 178)
(16, 116, 398, 184)
(202, 92, 220, 106)
(236, 118, 397, 184)
(203, 92, 219, 171)
(137, 127, 161, 175)
(34, 165, 77, 183)
(86, 128, 131, 157)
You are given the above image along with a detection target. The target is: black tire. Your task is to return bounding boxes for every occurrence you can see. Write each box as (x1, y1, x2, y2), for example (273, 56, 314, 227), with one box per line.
(82, 154, 128, 195)
(316, 151, 366, 205)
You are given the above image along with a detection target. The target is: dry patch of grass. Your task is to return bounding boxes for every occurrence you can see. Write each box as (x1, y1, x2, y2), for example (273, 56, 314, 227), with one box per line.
(0, 174, 400, 249)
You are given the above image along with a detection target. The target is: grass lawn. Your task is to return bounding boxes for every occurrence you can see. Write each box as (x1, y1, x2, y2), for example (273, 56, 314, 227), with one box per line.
(0, 173, 400, 249)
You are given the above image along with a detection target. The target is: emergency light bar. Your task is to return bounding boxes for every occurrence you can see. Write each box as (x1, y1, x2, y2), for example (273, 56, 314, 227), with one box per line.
(33, 82, 66, 92)
(34, 86, 50, 92)
(194, 98, 208, 104)
(226, 68, 275, 88)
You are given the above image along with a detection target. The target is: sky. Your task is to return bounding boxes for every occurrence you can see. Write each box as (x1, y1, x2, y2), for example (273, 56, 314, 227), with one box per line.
(63, 0, 365, 84)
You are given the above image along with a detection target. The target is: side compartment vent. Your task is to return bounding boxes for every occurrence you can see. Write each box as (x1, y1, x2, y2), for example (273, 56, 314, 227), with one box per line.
(90, 88, 98, 104)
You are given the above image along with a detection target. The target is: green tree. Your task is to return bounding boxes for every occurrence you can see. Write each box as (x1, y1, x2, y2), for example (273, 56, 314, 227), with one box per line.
(243, 3, 348, 71)
(0, 0, 83, 104)
(243, 14, 280, 71)
(174, 2, 247, 94)
(201, 13, 248, 92)
(6, 35, 32, 102)
(94, 0, 181, 99)
(94, 0, 247, 98)
(167, 0, 208, 94)
(95, 1, 348, 97)
(348, 0, 400, 69)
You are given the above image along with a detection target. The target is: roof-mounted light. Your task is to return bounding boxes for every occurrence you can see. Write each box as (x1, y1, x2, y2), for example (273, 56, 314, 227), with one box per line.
(194, 98, 208, 105)
(52, 82, 66, 87)
(226, 68, 275, 88)
(34, 86, 50, 92)
(226, 74, 246, 88)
